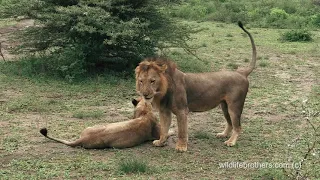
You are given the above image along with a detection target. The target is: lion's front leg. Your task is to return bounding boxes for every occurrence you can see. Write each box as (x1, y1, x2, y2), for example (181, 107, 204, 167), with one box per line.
(175, 110, 188, 152)
(153, 109, 172, 147)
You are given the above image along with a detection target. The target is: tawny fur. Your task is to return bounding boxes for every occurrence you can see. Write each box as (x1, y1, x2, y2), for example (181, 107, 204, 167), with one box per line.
(39, 98, 161, 149)
(135, 21, 257, 152)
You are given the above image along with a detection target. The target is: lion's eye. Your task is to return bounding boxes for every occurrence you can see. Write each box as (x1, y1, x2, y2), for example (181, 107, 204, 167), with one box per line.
(139, 80, 143, 84)
(150, 80, 155, 84)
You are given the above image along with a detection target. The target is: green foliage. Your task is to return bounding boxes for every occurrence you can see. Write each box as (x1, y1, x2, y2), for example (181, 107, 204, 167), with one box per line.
(0, 0, 191, 78)
(280, 29, 313, 42)
(169, 0, 215, 20)
(166, 0, 320, 29)
(311, 14, 320, 27)
(267, 8, 289, 28)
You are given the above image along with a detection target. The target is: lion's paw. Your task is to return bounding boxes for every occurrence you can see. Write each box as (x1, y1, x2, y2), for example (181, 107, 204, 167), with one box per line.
(224, 140, 236, 147)
(216, 132, 228, 138)
(153, 140, 165, 147)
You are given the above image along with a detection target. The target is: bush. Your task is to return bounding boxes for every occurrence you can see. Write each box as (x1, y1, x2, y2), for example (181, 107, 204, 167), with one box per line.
(0, 0, 192, 78)
(280, 29, 313, 42)
(168, 0, 215, 20)
(266, 8, 289, 28)
(166, 0, 320, 29)
(311, 14, 320, 27)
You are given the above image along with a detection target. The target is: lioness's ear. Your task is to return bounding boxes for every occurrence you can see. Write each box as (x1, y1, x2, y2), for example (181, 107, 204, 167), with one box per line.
(159, 64, 167, 73)
(132, 96, 143, 106)
(132, 98, 139, 106)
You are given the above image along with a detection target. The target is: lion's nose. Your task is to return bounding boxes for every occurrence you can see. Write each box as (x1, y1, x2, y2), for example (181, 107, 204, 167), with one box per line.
(143, 93, 149, 98)
(143, 93, 152, 99)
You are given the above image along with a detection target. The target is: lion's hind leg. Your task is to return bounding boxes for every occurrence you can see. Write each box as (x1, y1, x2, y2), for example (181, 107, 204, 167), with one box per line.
(216, 101, 233, 138)
(223, 100, 244, 147)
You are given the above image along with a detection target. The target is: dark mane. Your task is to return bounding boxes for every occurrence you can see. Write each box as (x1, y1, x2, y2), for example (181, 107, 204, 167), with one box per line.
(143, 57, 177, 77)
(137, 57, 176, 108)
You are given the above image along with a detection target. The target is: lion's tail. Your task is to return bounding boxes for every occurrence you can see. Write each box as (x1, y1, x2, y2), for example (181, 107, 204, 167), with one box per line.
(237, 21, 257, 77)
(40, 128, 81, 147)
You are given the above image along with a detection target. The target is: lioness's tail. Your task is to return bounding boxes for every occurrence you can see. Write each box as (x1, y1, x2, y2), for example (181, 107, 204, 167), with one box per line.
(40, 128, 81, 147)
(237, 21, 257, 77)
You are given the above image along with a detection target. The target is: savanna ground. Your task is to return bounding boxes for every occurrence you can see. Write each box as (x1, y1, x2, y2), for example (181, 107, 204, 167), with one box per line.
(0, 19, 319, 179)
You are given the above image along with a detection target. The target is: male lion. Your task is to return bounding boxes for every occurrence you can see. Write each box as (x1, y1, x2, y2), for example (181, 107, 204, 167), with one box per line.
(135, 21, 256, 152)
(39, 98, 161, 149)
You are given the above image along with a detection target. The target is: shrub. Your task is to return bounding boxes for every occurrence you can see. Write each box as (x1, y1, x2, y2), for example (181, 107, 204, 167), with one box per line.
(168, 0, 215, 20)
(267, 8, 289, 28)
(0, 0, 192, 78)
(313, 0, 320, 6)
(208, 1, 248, 23)
(311, 14, 320, 27)
(166, 0, 320, 29)
(280, 29, 313, 42)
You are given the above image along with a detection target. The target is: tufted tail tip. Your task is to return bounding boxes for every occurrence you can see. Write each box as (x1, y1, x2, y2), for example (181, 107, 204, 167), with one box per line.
(40, 128, 48, 136)
(238, 21, 244, 29)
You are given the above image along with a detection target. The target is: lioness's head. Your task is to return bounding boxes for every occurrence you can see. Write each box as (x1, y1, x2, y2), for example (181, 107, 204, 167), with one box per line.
(135, 57, 175, 102)
(132, 97, 153, 118)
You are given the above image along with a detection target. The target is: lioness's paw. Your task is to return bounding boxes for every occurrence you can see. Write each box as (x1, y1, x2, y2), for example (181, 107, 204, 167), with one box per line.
(153, 140, 165, 147)
(175, 145, 187, 152)
(224, 140, 236, 147)
(216, 132, 228, 138)
(175, 141, 187, 152)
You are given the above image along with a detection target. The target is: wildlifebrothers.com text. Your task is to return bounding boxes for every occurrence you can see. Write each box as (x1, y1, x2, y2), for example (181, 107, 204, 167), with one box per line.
(219, 161, 301, 169)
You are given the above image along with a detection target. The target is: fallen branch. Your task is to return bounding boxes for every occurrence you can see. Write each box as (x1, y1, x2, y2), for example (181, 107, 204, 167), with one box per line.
(294, 101, 320, 179)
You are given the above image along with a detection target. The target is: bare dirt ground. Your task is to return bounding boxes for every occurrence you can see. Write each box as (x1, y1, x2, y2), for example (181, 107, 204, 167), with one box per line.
(0, 19, 34, 60)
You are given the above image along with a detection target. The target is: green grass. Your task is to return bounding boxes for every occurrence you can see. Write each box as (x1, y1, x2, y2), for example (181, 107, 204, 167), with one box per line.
(2, 135, 20, 152)
(227, 62, 239, 70)
(118, 158, 149, 174)
(193, 131, 212, 140)
(0, 20, 319, 179)
(258, 61, 269, 67)
(0, 18, 17, 28)
(72, 110, 104, 119)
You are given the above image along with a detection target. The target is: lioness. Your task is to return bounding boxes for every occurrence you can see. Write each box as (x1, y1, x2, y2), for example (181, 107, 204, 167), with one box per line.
(135, 21, 256, 152)
(39, 98, 161, 149)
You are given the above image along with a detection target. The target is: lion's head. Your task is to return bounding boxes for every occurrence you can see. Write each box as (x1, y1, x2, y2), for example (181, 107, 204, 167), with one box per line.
(135, 57, 176, 103)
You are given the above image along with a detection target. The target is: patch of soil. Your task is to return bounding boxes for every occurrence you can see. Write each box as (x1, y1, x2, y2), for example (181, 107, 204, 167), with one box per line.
(0, 19, 34, 61)
(0, 89, 24, 103)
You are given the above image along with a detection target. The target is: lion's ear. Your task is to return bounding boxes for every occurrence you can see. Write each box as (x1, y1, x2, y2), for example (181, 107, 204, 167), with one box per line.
(135, 66, 140, 75)
(159, 64, 167, 73)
